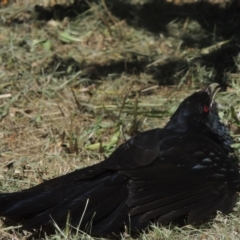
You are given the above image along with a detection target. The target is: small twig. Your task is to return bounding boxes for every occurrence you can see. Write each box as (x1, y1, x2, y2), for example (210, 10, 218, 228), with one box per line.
(71, 88, 83, 112)
(118, 82, 134, 118)
(182, 17, 189, 33)
(0, 93, 12, 99)
(101, 0, 117, 25)
(57, 103, 65, 117)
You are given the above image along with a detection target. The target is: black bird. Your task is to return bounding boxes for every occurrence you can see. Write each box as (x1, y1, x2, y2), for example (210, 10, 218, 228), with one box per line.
(0, 83, 239, 236)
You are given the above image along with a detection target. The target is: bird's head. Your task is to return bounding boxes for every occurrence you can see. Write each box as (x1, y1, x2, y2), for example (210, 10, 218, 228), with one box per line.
(165, 83, 233, 151)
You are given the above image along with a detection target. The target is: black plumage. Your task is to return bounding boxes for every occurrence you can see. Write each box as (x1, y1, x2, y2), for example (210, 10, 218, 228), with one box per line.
(0, 83, 239, 236)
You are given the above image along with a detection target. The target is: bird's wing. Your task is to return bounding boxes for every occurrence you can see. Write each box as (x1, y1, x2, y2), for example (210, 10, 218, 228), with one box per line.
(102, 128, 172, 169)
(15, 128, 169, 193)
(120, 134, 239, 224)
(0, 128, 168, 229)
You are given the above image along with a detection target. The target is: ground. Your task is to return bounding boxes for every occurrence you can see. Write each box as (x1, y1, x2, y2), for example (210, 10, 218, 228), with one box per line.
(0, 0, 240, 239)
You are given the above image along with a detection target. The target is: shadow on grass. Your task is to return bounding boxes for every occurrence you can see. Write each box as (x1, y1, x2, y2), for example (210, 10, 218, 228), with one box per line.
(34, 0, 240, 85)
(109, 0, 240, 84)
(49, 55, 190, 86)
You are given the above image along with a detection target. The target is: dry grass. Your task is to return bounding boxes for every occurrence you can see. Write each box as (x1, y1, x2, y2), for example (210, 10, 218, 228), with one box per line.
(0, 0, 240, 239)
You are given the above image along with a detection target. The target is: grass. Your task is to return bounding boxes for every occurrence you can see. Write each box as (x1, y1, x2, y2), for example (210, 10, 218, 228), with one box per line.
(0, 0, 240, 239)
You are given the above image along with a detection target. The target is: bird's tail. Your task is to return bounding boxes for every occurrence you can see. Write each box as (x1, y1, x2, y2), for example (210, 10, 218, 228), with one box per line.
(0, 164, 133, 235)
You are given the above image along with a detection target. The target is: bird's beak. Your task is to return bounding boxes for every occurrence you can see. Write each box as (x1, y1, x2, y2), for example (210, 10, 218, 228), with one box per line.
(206, 83, 221, 107)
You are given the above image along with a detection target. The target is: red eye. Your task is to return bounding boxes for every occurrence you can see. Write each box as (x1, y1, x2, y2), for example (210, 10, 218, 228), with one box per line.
(203, 106, 209, 113)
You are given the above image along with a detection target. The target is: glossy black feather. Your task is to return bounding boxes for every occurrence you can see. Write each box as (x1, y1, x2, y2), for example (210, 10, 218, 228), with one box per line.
(0, 84, 239, 236)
